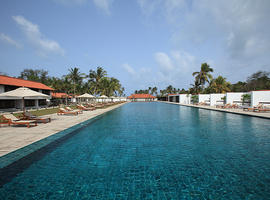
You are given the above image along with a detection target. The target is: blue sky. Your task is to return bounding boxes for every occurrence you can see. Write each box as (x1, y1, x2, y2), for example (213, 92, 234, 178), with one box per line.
(0, 0, 270, 95)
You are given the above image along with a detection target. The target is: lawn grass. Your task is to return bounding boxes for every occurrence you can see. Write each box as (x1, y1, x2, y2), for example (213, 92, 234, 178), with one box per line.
(0, 107, 60, 122)
(0, 102, 124, 122)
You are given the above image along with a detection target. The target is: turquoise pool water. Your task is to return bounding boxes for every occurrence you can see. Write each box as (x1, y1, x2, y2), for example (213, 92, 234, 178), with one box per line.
(1, 102, 270, 199)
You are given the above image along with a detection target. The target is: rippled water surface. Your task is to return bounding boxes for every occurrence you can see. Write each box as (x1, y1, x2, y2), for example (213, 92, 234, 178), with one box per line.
(1, 102, 270, 199)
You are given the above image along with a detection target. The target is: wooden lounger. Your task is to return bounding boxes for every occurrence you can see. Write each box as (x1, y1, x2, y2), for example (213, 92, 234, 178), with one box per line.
(57, 108, 78, 115)
(77, 105, 95, 111)
(65, 107, 83, 114)
(256, 108, 270, 112)
(243, 104, 263, 112)
(2, 114, 37, 128)
(21, 111, 51, 123)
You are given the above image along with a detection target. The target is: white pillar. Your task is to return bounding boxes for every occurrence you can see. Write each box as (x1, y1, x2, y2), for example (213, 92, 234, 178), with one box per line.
(35, 99, 39, 109)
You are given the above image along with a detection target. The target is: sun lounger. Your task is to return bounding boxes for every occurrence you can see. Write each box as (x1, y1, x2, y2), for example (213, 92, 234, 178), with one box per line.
(243, 104, 263, 112)
(216, 104, 225, 108)
(21, 111, 51, 123)
(65, 107, 83, 114)
(2, 114, 37, 128)
(94, 103, 105, 108)
(220, 104, 239, 109)
(231, 104, 239, 109)
(195, 102, 205, 106)
(77, 104, 95, 111)
(255, 107, 270, 112)
(57, 108, 78, 115)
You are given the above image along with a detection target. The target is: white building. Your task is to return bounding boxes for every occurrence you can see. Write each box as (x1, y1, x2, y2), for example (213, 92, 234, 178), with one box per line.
(210, 93, 226, 106)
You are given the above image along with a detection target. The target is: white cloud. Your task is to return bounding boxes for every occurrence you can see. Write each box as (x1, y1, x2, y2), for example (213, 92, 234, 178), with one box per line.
(12, 15, 64, 56)
(154, 50, 198, 88)
(0, 33, 22, 48)
(93, 0, 113, 15)
(137, 0, 161, 16)
(122, 63, 136, 76)
(155, 52, 174, 71)
(138, 0, 270, 60)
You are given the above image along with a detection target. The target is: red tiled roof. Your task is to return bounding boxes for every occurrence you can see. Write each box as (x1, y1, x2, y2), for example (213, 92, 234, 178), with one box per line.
(128, 94, 156, 99)
(52, 92, 71, 98)
(0, 75, 54, 90)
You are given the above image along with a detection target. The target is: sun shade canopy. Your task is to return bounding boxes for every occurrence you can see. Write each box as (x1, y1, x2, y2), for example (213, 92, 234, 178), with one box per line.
(77, 93, 95, 98)
(0, 87, 50, 100)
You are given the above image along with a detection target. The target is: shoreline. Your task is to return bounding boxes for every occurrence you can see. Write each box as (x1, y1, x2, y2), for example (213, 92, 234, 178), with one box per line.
(161, 101, 270, 119)
(0, 103, 127, 158)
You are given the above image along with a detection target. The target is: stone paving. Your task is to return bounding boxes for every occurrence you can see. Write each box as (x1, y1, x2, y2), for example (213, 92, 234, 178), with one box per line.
(164, 101, 270, 119)
(0, 103, 126, 157)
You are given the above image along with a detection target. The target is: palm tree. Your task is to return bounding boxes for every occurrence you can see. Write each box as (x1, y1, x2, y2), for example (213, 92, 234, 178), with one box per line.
(159, 89, 166, 97)
(166, 85, 173, 94)
(151, 87, 158, 96)
(189, 80, 202, 94)
(110, 77, 121, 96)
(99, 77, 122, 97)
(88, 66, 107, 95)
(67, 67, 84, 95)
(192, 63, 213, 89)
(148, 87, 152, 94)
(118, 87, 125, 96)
(210, 76, 231, 93)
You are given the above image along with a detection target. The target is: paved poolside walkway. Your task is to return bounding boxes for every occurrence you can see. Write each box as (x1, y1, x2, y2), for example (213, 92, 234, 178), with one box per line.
(163, 101, 270, 119)
(0, 103, 127, 157)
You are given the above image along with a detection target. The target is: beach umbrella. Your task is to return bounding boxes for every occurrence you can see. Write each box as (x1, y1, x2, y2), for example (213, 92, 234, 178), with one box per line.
(0, 87, 50, 111)
(77, 93, 95, 98)
(109, 96, 116, 102)
(77, 93, 95, 102)
(100, 95, 108, 103)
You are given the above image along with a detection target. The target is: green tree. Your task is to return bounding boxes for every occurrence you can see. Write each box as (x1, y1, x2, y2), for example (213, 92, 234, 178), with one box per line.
(148, 87, 152, 94)
(241, 94, 251, 105)
(166, 85, 174, 94)
(67, 67, 85, 95)
(210, 76, 231, 93)
(189, 80, 202, 94)
(192, 63, 213, 89)
(88, 66, 107, 95)
(19, 69, 49, 84)
(151, 87, 158, 95)
(99, 77, 122, 96)
(246, 71, 270, 90)
(231, 81, 247, 92)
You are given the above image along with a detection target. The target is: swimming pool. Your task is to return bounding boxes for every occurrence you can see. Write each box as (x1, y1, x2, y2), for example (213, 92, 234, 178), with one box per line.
(0, 102, 270, 199)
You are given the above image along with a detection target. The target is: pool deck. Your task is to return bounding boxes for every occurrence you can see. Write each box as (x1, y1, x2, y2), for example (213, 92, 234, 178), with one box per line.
(0, 103, 127, 157)
(162, 101, 270, 119)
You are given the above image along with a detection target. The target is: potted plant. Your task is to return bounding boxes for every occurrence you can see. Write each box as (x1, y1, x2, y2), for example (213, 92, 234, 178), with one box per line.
(241, 94, 251, 106)
(191, 95, 199, 104)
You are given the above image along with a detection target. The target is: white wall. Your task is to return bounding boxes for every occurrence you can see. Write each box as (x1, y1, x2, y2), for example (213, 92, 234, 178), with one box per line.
(179, 94, 191, 104)
(251, 91, 270, 107)
(71, 98, 76, 103)
(198, 94, 210, 103)
(0, 85, 4, 93)
(226, 92, 248, 105)
(210, 93, 225, 106)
